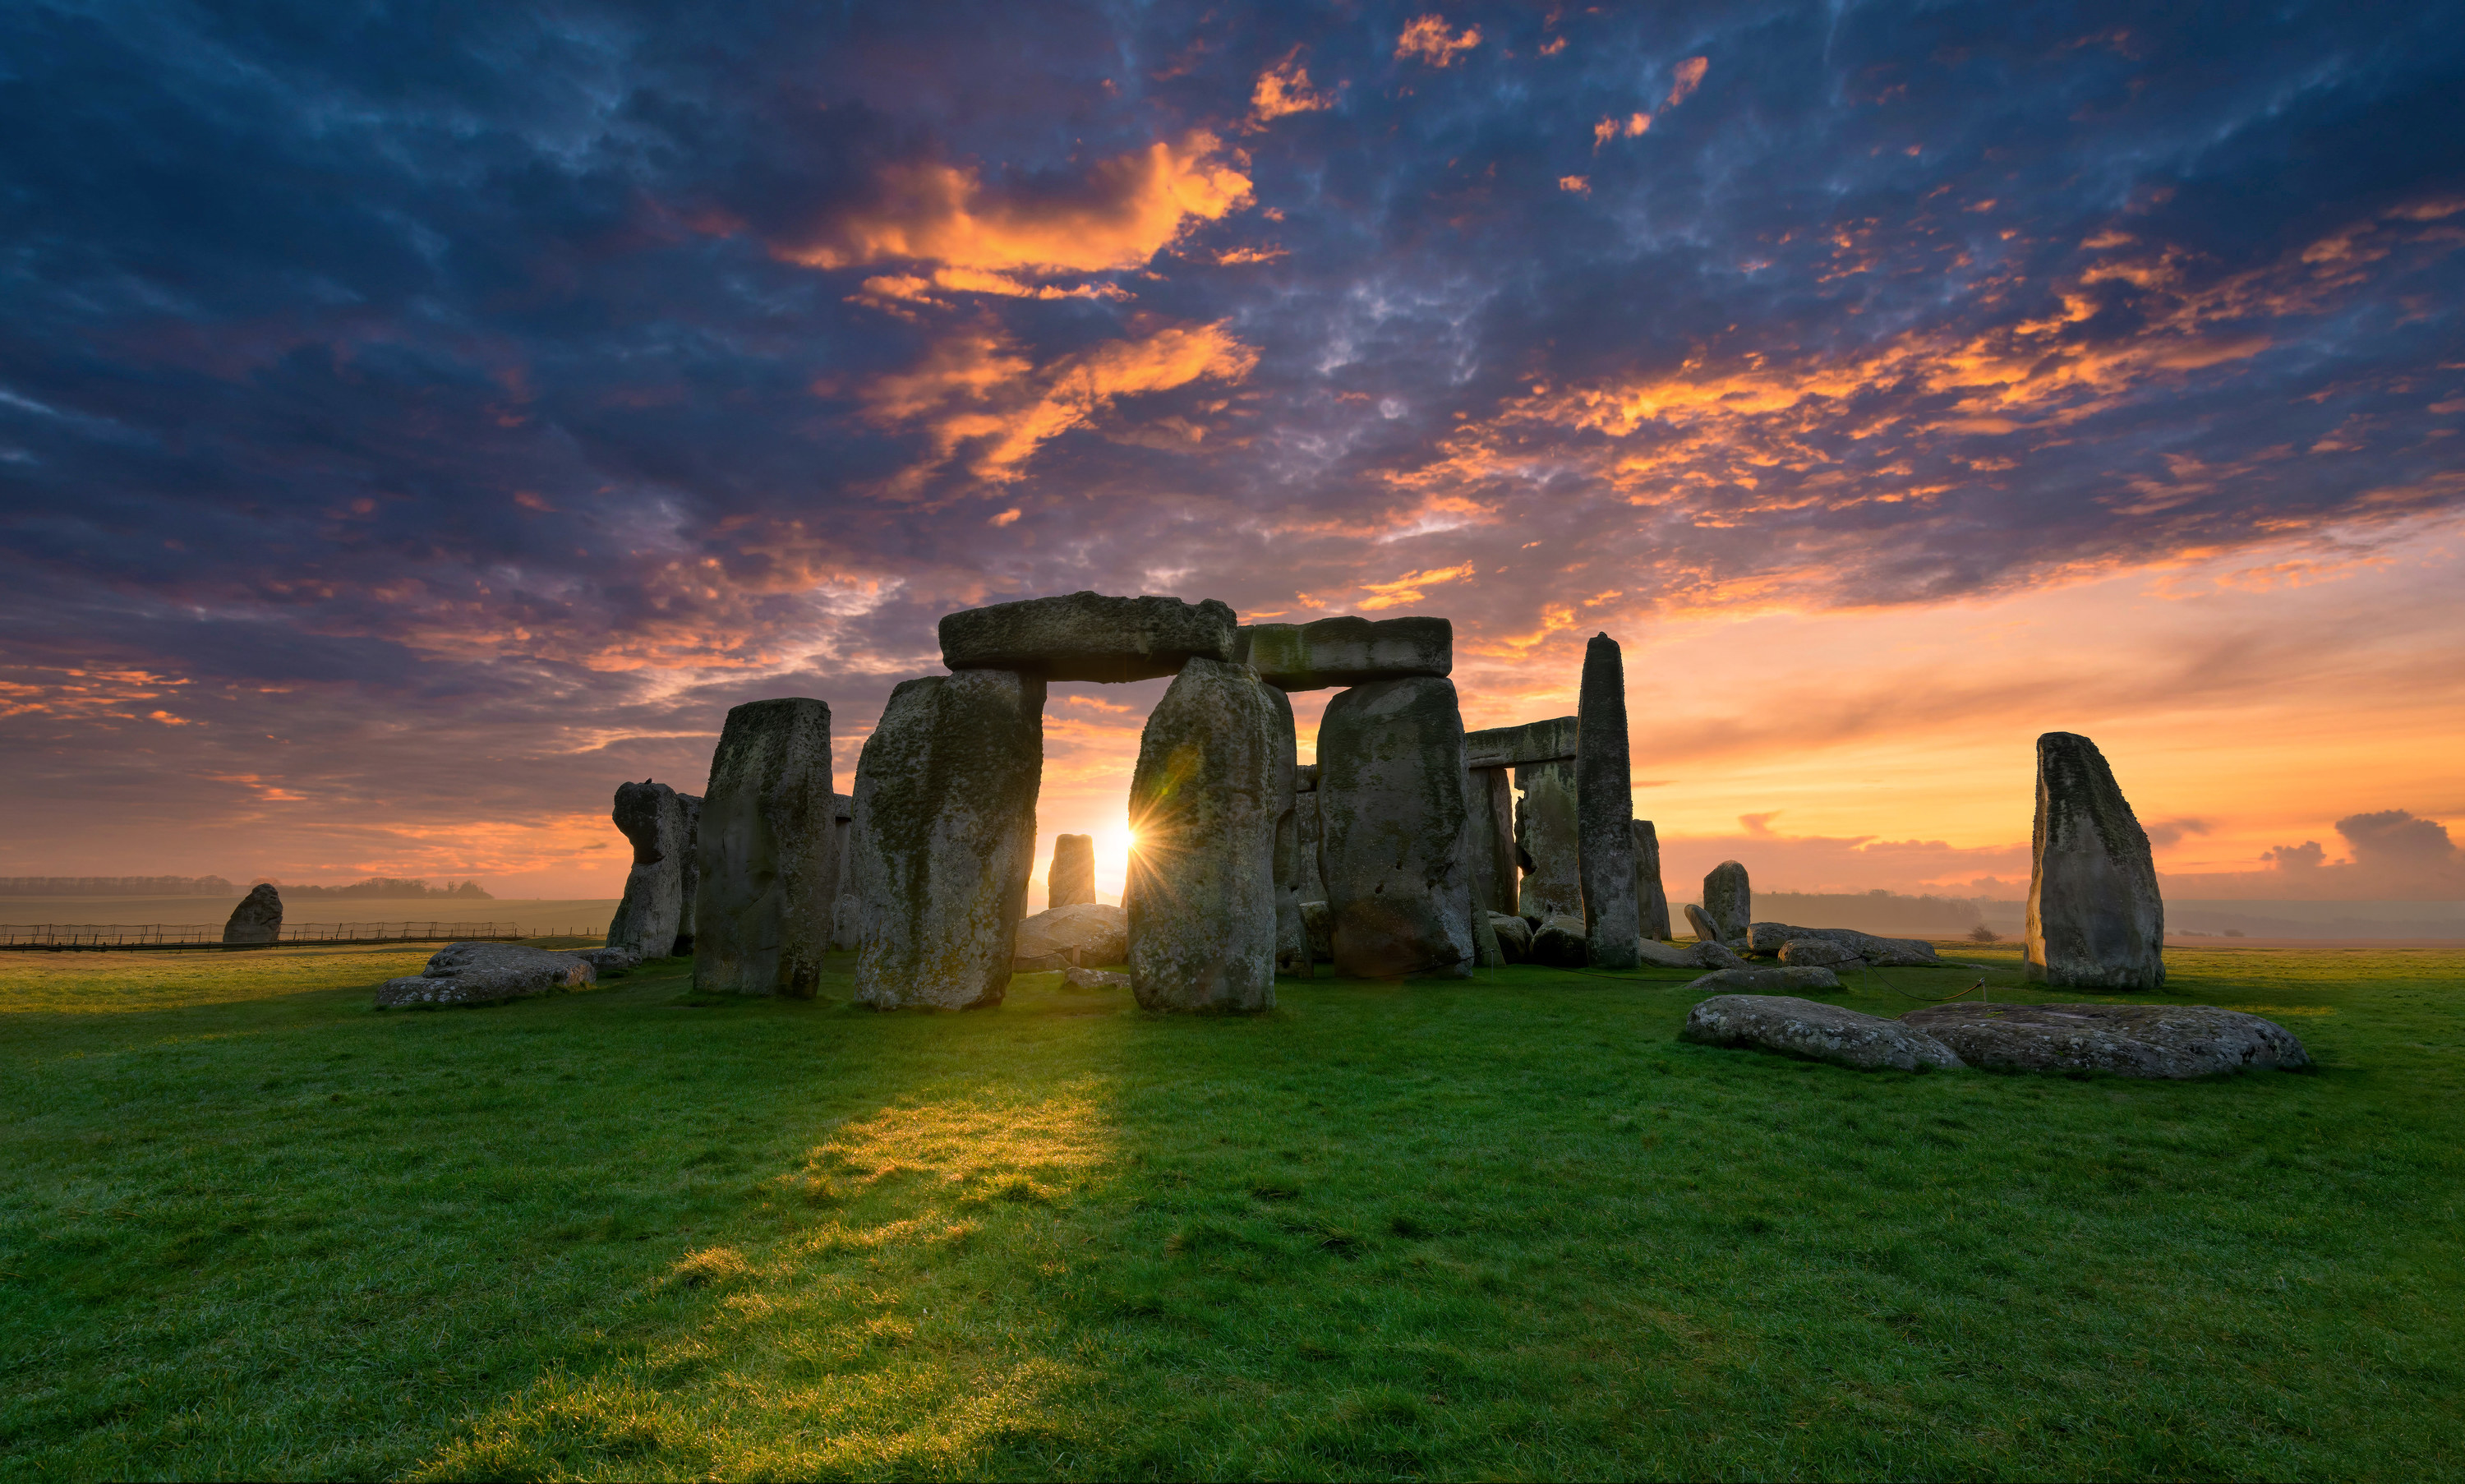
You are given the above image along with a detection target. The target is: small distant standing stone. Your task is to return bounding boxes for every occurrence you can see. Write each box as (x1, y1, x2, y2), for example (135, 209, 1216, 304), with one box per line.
(1702, 860, 1751, 944)
(1633, 819, 1671, 942)
(1048, 834, 1096, 910)
(222, 883, 283, 946)
(2028, 731, 2166, 991)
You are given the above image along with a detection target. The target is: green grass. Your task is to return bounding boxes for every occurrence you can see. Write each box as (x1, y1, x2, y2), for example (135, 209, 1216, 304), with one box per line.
(2, 941, 2460, 1480)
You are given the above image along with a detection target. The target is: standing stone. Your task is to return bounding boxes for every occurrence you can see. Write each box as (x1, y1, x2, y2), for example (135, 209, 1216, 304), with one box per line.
(940, 592, 1236, 682)
(606, 780, 689, 959)
(828, 794, 859, 952)
(1048, 834, 1096, 909)
(1633, 819, 1671, 941)
(1576, 633, 1640, 969)
(1316, 676, 1477, 979)
(693, 698, 836, 998)
(222, 883, 282, 946)
(1684, 902, 1722, 944)
(1514, 761, 1582, 918)
(2028, 731, 2165, 990)
(1125, 657, 1282, 1012)
(1702, 860, 1751, 944)
(674, 792, 702, 953)
(1469, 768, 1519, 915)
(852, 671, 1044, 1010)
(1263, 687, 1311, 978)
(1289, 772, 1327, 969)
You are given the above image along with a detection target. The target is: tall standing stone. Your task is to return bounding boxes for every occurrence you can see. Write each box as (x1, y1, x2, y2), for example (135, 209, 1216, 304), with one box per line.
(1048, 834, 1096, 909)
(606, 779, 689, 958)
(1514, 762, 1582, 918)
(2028, 731, 2165, 990)
(851, 671, 1044, 1010)
(828, 794, 859, 951)
(693, 698, 836, 998)
(1125, 657, 1282, 1012)
(1576, 633, 1640, 969)
(1633, 819, 1671, 941)
(1261, 686, 1311, 978)
(1468, 768, 1519, 915)
(1316, 676, 1477, 979)
(674, 792, 702, 953)
(222, 883, 283, 945)
(1702, 860, 1751, 944)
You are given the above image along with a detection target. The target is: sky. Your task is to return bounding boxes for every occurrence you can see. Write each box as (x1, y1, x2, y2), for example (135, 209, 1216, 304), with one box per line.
(3, 0, 2463, 904)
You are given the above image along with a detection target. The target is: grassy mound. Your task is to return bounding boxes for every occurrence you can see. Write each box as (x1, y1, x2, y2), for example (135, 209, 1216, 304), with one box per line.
(2, 942, 2458, 1479)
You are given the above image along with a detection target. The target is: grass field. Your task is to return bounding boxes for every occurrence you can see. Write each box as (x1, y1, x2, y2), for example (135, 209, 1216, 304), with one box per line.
(2, 940, 2460, 1480)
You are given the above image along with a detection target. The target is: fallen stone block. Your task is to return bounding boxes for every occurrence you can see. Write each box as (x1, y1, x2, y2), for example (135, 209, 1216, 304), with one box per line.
(1237, 615, 1451, 690)
(1015, 901, 1127, 972)
(1062, 965, 1132, 992)
(940, 592, 1236, 684)
(1746, 923, 1942, 967)
(377, 942, 596, 1008)
(1681, 993, 1965, 1072)
(1530, 914, 1588, 968)
(1898, 1002, 2308, 1078)
(569, 946, 643, 976)
(1779, 937, 1864, 969)
(1488, 912, 1533, 963)
(1681, 965, 1846, 995)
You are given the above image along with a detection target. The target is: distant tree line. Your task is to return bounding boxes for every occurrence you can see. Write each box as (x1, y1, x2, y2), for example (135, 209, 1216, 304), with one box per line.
(0, 876, 236, 896)
(263, 878, 494, 901)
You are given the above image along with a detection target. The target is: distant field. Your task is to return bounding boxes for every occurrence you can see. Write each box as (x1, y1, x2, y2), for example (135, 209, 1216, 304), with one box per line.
(2, 943, 2458, 1480)
(0, 896, 620, 938)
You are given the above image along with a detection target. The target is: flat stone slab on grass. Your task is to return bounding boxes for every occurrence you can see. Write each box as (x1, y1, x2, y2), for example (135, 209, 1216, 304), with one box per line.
(940, 592, 1236, 684)
(1237, 615, 1451, 690)
(1015, 901, 1127, 972)
(1681, 993, 1965, 1072)
(1747, 922, 1942, 967)
(1899, 1002, 2310, 1077)
(1683, 965, 1845, 994)
(377, 942, 596, 1008)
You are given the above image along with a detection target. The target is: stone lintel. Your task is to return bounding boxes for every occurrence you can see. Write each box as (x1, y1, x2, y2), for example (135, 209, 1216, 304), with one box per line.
(1464, 716, 1578, 770)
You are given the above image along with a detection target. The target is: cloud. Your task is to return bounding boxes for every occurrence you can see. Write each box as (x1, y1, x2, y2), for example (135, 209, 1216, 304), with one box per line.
(1251, 49, 1335, 124)
(1665, 56, 1708, 109)
(1396, 16, 1481, 68)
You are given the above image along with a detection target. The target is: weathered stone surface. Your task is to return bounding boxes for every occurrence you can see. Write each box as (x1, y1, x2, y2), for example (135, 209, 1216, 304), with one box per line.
(1684, 903, 1724, 944)
(2029, 731, 2166, 991)
(1696, 940, 1749, 970)
(851, 671, 1044, 1010)
(1238, 615, 1452, 690)
(1265, 685, 1311, 978)
(1048, 834, 1095, 909)
(940, 591, 1236, 684)
(1464, 717, 1578, 771)
(1638, 938, 1749, 971)
(1900, 1002, 2307, 1078)
(222, 883, 283, 945)
(1488, 912, 1533, 962)
(569, 946, 643, 975)
(377, 942, 596, 1008)
(1294, 763, 1318, 793)
(1530, 914, 1588, 967)
(694, 698, 836, 998)
(1301, 900, 1333, 962)
(606, 779, 689, 958)
(1126, 657, 1282, 1012)
(1702, 861, 1751, 944)
(1317, 676, 1478, 979)
(1681, 993, 1965, 1072)
(1577, 634, 1640, 969)
(828, 793, 859, 952)
(1514, 760, 1582, 919)
(1747, 923, 1943, 968)
(1062, 965, 1132, 992)
(1780, 937, 1864, 969)
(675, 792, 702, 953)
(1682, 966, 1848, 995)
(1015, 901, 1127, 971)
(1467, 768, 1519, 916)
(1633, 820, 1671, 942)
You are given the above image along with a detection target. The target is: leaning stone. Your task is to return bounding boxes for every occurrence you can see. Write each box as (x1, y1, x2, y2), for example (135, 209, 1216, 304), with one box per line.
(1633, 820, 1671, 942)
(607, 779, 689, 958)
(1317, 676, 1478, 978)
(1237, 615, 1451, 690)
(1464, 717, 1578, 771)
(569, 946, 643, 976)
(940, 592, 1236, 684)
(1488, 912, 1533, 963)
(1781, 937, 1864, 969)
(377, 942, 595, 1008)
(1530, 914, 1588, 968)
(1899, 1002, 2307, 1078)
(851, 671, 1044, 1010)
(1702, 861, 1751, 944)
(1126, 657, 1282, 1012)
(1062, 965, 1133, 992)
(1514, 760, 1582, 919)
(1682, 966, 1847, 995)
(1015, 902, 1127, 972)
(1048, 833, 1096, 910)
(1684, 902, 1726, 945)
(694, 698, 836, 998)
(2030, 731, 2166, 990)
(1577, 634, 1639, 969)
(1680, 993, 1964, 1072)
(222, 883, 283, 946)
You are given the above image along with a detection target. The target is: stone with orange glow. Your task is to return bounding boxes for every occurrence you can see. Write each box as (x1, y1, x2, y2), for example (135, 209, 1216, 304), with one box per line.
(693, 698, 837, 999)
(1048, 832, 1095, 910)
(1514, 760, 1581, 919)
(1236, 615, 1451, 691)
(938, 591, 1236, 684)
(1702, 860, 1752, 944)
(606, 778, 689, 958)
(1125, 657, 1283, 1012)
(2028, 731, 2167, 991)
(1316, 675, 1478, 979)
(850, 671, 1044, 1011)
(1633, 819, 1671, 942)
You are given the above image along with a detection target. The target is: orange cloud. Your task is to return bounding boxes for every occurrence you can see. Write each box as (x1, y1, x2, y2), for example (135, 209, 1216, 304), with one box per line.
(1251, 50, 1335, 122)
(1559, 175, 1590, 194)
(777, 132, 1251, 287)
(1397, 16, 1481, 67)
(1357, 563, 1476, 610)
(1594, 113, 1650, 148)
(1666, 56, 1708, 109)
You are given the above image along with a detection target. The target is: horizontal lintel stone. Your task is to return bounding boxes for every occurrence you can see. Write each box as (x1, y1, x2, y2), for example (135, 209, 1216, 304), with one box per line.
(1464, 716, 1578, 770)
(1235, 615, 1450, 691)
(940, 591, 1237, 684)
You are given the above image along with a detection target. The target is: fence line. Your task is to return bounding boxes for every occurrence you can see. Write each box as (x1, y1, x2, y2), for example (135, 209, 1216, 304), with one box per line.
(0, 921, 601, 952)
